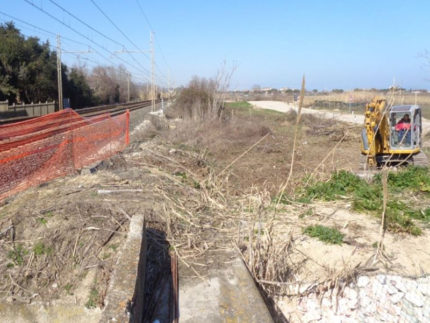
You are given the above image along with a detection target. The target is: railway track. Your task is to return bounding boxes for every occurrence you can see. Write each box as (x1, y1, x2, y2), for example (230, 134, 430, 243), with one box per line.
(0, 99, 161, 125)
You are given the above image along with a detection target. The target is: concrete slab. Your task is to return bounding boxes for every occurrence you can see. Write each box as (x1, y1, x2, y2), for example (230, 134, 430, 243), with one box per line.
(179, 256, 273, 322)
(101, 214, 146, 323)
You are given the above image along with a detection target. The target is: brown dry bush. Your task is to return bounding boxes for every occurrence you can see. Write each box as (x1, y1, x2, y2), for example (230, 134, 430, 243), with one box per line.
(165, 76, 225, 121)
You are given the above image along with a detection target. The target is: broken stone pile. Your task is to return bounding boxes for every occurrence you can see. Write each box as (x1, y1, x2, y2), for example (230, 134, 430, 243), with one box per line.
(282, 275, 430, 322)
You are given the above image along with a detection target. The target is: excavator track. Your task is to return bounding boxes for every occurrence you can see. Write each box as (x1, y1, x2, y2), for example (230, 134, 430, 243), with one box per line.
(412, 152, 429, 167)
(357, 151, 428, 180)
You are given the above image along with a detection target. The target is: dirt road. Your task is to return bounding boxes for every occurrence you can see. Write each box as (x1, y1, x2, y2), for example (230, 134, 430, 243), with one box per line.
(249, 100, 430, 136)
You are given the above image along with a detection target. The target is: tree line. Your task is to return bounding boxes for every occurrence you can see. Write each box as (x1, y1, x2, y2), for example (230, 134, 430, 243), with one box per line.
(0, 22, 146, 109)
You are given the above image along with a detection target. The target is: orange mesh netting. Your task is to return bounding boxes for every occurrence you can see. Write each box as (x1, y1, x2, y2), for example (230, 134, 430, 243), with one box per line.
(0, 109, 130, 201)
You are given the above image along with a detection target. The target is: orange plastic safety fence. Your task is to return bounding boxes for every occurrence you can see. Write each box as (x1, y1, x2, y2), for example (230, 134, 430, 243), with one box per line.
(0, 109, 130, 201)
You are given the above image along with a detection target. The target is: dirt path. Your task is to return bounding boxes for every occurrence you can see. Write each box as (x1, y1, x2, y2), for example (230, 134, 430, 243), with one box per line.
(249, 100, 430, 136)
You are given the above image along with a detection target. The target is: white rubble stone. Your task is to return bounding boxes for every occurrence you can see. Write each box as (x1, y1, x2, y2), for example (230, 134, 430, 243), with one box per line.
(337, 298, 350, 313)
(302, 310, 321, 322)
(321, 297, 333, 309)
(372, 279, 383, 296)
(344, 287, 358, 300)
(378, 312, 397, 322)
(386, 284, 398, 295)
(376, 274, 387, 285)
(390, 291, 404, 304)
(357, 276, 370, 288)
(306, 298, 320, 311)
(347, 296, 358, 310)
(393, 279, 408, 293)
(418, 283, 429, 297)
(376, 292, 387, 306)
(405, 279, 418, 291)
(362, 301, 377, 315)
(392, 304, 402, 316)
(323, 312, 344, 323)
(299, 283, 312, 294)
(405, 292, 424, 307)
(359, 290, 372, 308)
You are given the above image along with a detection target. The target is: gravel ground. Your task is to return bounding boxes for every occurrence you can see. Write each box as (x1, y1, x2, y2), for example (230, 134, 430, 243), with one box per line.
(279, 274, 430, 322)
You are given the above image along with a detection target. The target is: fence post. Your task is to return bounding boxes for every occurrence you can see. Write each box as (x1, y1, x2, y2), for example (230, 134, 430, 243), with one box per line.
(126, 109, 130, 146)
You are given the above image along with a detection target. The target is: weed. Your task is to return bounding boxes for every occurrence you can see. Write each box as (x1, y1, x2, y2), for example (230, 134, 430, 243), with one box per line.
(303, 225, 344, 244)
(85, 287, 99, 309)
(304, 170, 366, 201)
(374, 166, 430, 193)
(7, 244, 28, 266)
(272, 193, 291, 205)
(6, 263, 14, 269)
(37, 217, 47, 225)
(64, 283, 73, 295)
(226, 101, 286, 118)
(193, 180, 201, 189)
(226, 101, 253, 110)
(108, 244, 119, 251)
(174, 171, 187, 180)
(33, 242, 52, 256)
(254, 228, 264, 235)
(44, 211, 54, 218)
(302, 168, 429, 235)
(299, 208, 313, 219)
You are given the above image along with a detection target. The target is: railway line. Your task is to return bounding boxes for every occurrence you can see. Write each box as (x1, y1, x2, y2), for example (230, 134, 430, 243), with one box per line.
(0, 99, 161, 125)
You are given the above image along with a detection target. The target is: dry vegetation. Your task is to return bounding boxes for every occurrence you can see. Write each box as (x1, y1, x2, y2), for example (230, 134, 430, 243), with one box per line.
(1, 78, 429, 322)
(157, 80, 430, 320)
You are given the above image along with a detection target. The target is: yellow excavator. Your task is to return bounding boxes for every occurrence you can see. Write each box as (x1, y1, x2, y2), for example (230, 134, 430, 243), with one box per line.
(361, 97, 428, 168)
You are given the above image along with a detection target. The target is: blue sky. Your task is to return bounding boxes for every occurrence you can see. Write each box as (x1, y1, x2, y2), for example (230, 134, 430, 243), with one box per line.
(1, 0, 430, 90)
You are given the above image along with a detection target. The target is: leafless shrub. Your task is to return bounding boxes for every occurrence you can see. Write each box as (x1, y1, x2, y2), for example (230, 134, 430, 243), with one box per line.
(166, 63, 236, 121)
(165, 76, 218, 120)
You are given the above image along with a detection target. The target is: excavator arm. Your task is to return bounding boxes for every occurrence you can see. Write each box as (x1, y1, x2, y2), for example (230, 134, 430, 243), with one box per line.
(361, 97, 390, 167)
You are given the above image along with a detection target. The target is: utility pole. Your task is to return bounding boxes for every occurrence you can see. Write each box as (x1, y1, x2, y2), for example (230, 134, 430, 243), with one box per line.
(127, 73, 131, 102)
(168, 68, 171, 98)
(56, 35, 63, 110)
(150, 31, 155, 112)
(56, 35, 92, 110)
(113, 44, 153, 105)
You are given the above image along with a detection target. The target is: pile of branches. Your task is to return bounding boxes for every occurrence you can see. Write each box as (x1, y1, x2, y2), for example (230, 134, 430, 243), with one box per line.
(0, 195, 130, 304)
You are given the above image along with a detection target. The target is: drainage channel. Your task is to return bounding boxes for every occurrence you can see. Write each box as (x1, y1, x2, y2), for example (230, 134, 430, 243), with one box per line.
(101, 215, 178, 323)
(102, 214, 273, 323)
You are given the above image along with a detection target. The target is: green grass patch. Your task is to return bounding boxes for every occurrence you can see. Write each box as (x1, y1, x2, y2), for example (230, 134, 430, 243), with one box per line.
(303, 225, 344, 244)
(64, 283, 73, 295)
(33, 242, 53, 256)
(226, 101, 286, 118)
(37, 217, 48, 225)
(226, 101, 253, 110)
(108, 243, 119, 252)
(7, 244, 28, 266)
(85, 287, 99, 309)
(374, 166, 430, 193)
(173, 171, 187, 180)
(301, 168, 430, 235)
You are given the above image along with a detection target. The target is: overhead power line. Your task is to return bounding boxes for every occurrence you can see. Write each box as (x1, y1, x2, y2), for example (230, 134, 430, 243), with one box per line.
(47, 0, 123, 47)
(46, 0, 153, 79)
(22, 0, 154, 81)
(135, 0, 172, 82)
(88, 0, 168, 90)
(0, 10, 88, 47)
(90, 0, 149, 60)
(135, 0, 154, 31)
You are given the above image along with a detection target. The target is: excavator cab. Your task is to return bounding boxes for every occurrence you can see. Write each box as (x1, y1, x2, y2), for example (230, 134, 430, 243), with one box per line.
(389, 105, 421, 150)
(361, 98, 427, 168)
